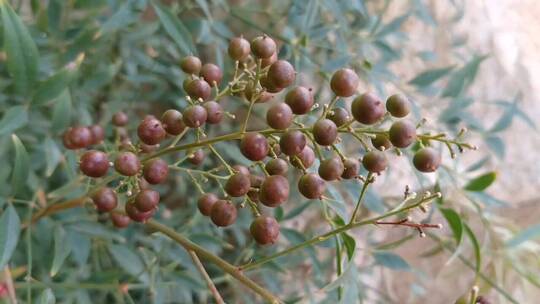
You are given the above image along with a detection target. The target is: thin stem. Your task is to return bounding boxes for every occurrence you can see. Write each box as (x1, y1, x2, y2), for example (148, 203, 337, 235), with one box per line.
(320, 95, 339, 120)
(168, 128, 189, 148)
(208, 144, 234, 174)
(349, 173, 373, 224)
(188, 250, 225, 304)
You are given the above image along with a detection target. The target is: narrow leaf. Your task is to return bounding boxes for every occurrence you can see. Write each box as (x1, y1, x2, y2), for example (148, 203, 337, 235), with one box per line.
(440, 208, 463, 245)
(51, 89, 72, 132)
(463, 224, 481, 275)
(152, 2, 195, 55)
(464, 172, 497, 192)
(0, 105, 28, 135)
(373, 251, 410, 270)
(506, 223, 540, 248)
(39, 288, 56, 304)
(50, 225, 72, 277)
(0, 205, 21, 269)
(11, 134, 30, 196)
(408, 66, 454, 87)
(108, 244, 149, 282)
(33, 54, 84, 106)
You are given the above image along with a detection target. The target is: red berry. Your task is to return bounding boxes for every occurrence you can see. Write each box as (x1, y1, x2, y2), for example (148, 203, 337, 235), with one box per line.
(198, 193, 219, 216)
(210, 200, 237, 227)
(137, 117, 166, 145)
(265, 158, 288, 176)
(69, 126, 93, 149)
(351, 93, 386, 125)
(362, 150, 387, 173)
(330, 68, 359, 97)
(80, 150, 109, 177)
(114, 152, 141, 176)
(143, 158, 169, 184)
(313, 119, 338, 146)
(225, 173, 251, 197)
(62, 129, 77, 149)
(291, 146, 315, 169)
(186, 79, 212, 101)
(110, 212, 130, 228)
(318, 156, 344, 181)
(279, 130, 306, 156)
(285, 86, 313, 115)
(200, 63, 223, 85)
(161, 109, 186, 135)
(89, 125, 105, 145)
(386, 94, 411, 118)
(188, 149, 205, 165)
(91, 187, 118, 212)
(261, 52, 277, 68)
(327, 107, 350, 127)
(232, 164, 250, 175)
(240, 132, 269, 161)
(251, 35, 277, 59)
(180, 56, 202, 74)
(388, 120, 417, 148)
(341, 158, 359, 179)
(183, 105, 208, 128)
(134, 189, 160, 212)
(266, 103, 293, 130)
(298, 173, 326, 199)
(250, 216, 280, 245)
(267, 60, 295, 88)
(125, 202, 154, 222)
(259, 175, 289, 207)
(413, 147, 441, 172)
(112, 112, 128, 126)
(228, 37, 251, 61)
(203, 101, 224, 124)
(260, 75, 283, 93)
(371, 133, 392, 151)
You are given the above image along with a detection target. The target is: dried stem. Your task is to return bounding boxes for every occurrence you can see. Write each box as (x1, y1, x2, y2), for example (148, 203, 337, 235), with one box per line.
(188, 250, 225, 304)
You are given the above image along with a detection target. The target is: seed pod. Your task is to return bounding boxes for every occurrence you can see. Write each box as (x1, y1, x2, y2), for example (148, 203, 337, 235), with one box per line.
(68, 126, 93, 149)
(143, 158, 169, 184)
(279, 130, 306, 156)
(298, 173, 326, 199)
(228, 37, 251, 61)
(267, 60, 295, 88)
(285, 86, 314, 115)
(265, 158, 288, 176)
(386, 94, 411, 118)
(183, 105, 208, 128)
(114, 152, 141, 176)
(161, 109, 186, 135)
(259, 175, 289, 207)
(266, 103, 293, 130)
(250, 216, 280, 245)
(201, 63, 223, 85)
(210, 200, 237, 227)
(112, 112, 129, 126)
(80, 150, 109, 178)
(225, 173, 251, 197)
(89, 125, 105, 145)
(330, 68, 359, 97)
(291, 146, 315, 169)
(203, 101, 224, 124)
(413, 147, 441, 172)
(318, 157, 344, 181)
(371, 133, 392, 151)
(92, 187, 118, 212)
(110, 212, 130, 228)
(389, 120, 417, 148)
(351, 92, 386, 125)
(198, 193, 219, 216)
(362, 150, 388, 173)
(327, 107, 350, 127)
(188, 149, 205, 165)
(125, 202, 154, 222)
(313, 119, 338, 146)
(341, 158, 359, 179)
(180, 55, 202, 74)
(186, 79, 212, 101)
(137, 116, 166, 145)
(251, 35, 277, 59)
(240, 132, 269, 161)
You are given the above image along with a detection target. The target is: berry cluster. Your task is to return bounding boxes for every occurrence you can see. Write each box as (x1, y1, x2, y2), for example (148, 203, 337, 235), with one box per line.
(64, 34, 474, 246)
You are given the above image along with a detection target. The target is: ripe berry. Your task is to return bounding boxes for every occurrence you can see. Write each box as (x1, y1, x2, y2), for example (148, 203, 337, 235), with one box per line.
(313, 119, 338, 146)
(210, 200, 237, 227)
(298, 173, 326, 199)
(279, 130, 306, 156)
(161, 109, 186, 135)
(266, 103, 293, 130)
(188, 149, 205, 165)
(225, 173, 251, 197)
(89, 125, 105, 145)
(114, 152, 141, 176)
(200, 63, 223, 85)
(362, 150, 388, 173)
(291, 146, 315, 169)
(388, 120, 417, 148)
(285, 86, 314, 115)
(240, 132, 269, 161)
(110, 212, 130, 228)
(371, 133, 392, 151)
(203, 101, 224, 124)
(351, 93, 385, 125)
(318, 157, 344, 181)
(386, 94, 411, 118)
(138, 116, 166, 145)
(250, 174, 265, 188)
(232, 164, 250, 175)
(180, 55, 202, 74)
(330, 68, 359, 97)
(198, 193, 219, 216)
(341, 158, 359, 179)
(327, 107, 350, 127)
(260, 75, 283, 93)
(413, 147, 441, 173)
(244, 85, 274, 103)
(251, 35, 277, 59)
(80, 150, 109, 177)
(91, 187, 118, 212)
(125, 202, 154, 222)
(62, 130, 77, 149)
(112, 112, 129, 126)
(134, 189, 160, 212)
(267, 60, 295, 88)
(265, 158, 288, 176)
(228, 37, 251, 61)
(250, 216, 280, 245)
(261, 52, 277, 68)
(259, 175, 289, 207)
(183, 105, 208, 128)
(143, 158, 169, 184)
(186, 79, 212, 101)
(68, 126, 93, 149)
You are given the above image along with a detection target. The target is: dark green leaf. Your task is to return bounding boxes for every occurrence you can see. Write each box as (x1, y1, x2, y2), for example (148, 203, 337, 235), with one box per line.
(33, 54, 84, 106)
(408, 66, 454, 87)
(440, 208, 463, 245)
(50, 225, 72, 277)
(0, 105, 28, 135)
(0, 205, 21, 269)
(51, 89, 72, 132)
(464, 172, 497, 192)
(340, 233, 356, 260)
(44, 138, 62, 177)
(463, 224, 481, 275)
(373, 251, 410, 270)
(152, 2, 195, 55)
(39, 288, 56, 304)
(108, 244, 149, 283)
(11, 134, 30, 196)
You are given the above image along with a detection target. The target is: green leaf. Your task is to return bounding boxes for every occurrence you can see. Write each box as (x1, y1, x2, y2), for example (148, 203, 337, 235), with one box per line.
(108, 244, 149, 283)
(1, 1, 39, 94)
(442, 55, 487, 98)
(408, 66, 454, 87)
(506, 223, 540, 248)
(38, 288, 56, 304)
(0, 205, 21, 269)
(11, 134, 30, 196)
(464, 172, 497, 192)
(340, 233, 356, 260)
(373, 251, 410, 270)
(282, 200, 311, 221)
(50, 225, 72, 277)
(44, 138, 62, 177)
(440, 208, 463, 245)
(152, 2, 195, 55)
(0, 105, 28, 135)
(484, 136, 505, 159)
(33, 54, 84, 106)
(51, 89, 72, 132)
(463, 223, 481, 275)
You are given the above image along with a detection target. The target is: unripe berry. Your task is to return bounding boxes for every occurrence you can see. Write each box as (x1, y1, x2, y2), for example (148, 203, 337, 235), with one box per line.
(183, 105, 208, 128)
(313, 119, 338, 146)
(327, 107, 350, 127)
(228, 37, 251, 61)
(386, 94, 411, 118)
(341, 158, 359, 179)
(413, 147, 441, 172)
(362, 150, 388, 173)
(200, 63, 223, 85)
(266, 103, 293, 130)
(210, 200, 237, 227)
(351, 92, 385, 125)
(225, 173, 251, 197)
(251, 35, 277, 59)
(91, 187, 118, 212)
(80, 150, 109, 177)
(188, 149, 205, 165)
(68, 126, 93, 149)
(180, 55, 202, 74)
(291, 146, 315, 169)
(250, 216, 280, 245)
(285, 86, 314, 115)
(112, 112, 129, 126)
(265, 158, 288, 176)
(330, 68, 359, 97)
(298, 173, 326, 199)
(259, 175, 289, 207)
(161, 109, 186, 135)
(267, 60, 295, 88)
(143, 158, 169, 184)
(240, 132, 269, 161)
(89, 125, 105, 145)
(110, 212, 130, 228)
(279, 130, 306, 156)
(125, 202, 154, 222)
(388, 120, 417, 148)
(114, 152, 141, 176)
(137, 116, 166, 145)
(134, 189, 160, 212)
(198, 193, 219, 216)
(318, 156, 344, 181)
(203, 101, 224, 124)
(186, 79, 212, 101)
(371, 133, 392, 151)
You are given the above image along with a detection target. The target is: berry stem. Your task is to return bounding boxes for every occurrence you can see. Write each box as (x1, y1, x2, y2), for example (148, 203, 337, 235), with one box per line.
(349, 173, 373, 224)
(188, 250, 225, 304)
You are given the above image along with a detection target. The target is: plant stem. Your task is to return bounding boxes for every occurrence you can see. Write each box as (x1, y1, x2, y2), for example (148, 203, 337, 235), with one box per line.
(349, 173, 373, 224)
(188, 250, 225, 304)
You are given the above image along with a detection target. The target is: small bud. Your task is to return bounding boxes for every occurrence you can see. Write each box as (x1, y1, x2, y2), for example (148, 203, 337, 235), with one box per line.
(109, 161, 114, 167)
(436, 223, 443, 229)
(126, 190, 132, 196)
(420, 231, 426, 238)
(435, 192, 442, 198)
